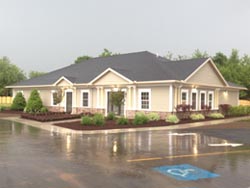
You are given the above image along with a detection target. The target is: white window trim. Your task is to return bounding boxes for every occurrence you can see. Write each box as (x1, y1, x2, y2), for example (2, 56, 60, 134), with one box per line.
(208, 91, 214, 110)
(51, 90, 59, 106)
(81, 89, 90, 108)
(199, 90, 206, 110)
(181, 89, 189, 105)
(138, 89, 151, 111)
(191, 90, 198, 111)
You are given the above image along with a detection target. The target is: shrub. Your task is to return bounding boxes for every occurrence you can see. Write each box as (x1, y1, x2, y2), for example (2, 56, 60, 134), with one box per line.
(190, 113, 205, 120)
(228, 106, 250, 116)
(133, 112, 149, 125)
(40, 107, 48, 113)
(147, 112, 160, 121)
(208, 113, 224, 119)
(92, 113, 105, 126)
(26, 89, 44, 113)
(106, 112, 116, 120)
(10, 92, 26, 111)
(116, 117, 129, 125)
(166, 114, 179, 124)
(219, 104, 231, 115)
(0, 106, 5, 112)
(81, 116, 93, 125)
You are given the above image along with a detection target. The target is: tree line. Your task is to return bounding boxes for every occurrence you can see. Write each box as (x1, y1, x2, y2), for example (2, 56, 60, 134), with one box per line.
(1, 48, 250, 99)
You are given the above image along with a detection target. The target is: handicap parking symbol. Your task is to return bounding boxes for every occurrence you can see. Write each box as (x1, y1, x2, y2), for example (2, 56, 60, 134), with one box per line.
(153, 164, 219, 181)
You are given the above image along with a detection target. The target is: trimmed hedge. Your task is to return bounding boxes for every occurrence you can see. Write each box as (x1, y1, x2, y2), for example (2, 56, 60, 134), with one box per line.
(81, 116, 93, 125)
(116, 117, 129, 125)
(166, 114, 179, 124)
(25, 89, 44, 113)
(133, 112, 149, 125)
(190, 113, 205, 120)
(147, 112, 160, 121)
(228, 106, 250, 116)
(208, 113, 224, 119)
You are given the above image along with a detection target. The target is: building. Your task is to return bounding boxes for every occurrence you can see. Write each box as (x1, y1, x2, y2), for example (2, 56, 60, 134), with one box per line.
(7, 51, 245, 118)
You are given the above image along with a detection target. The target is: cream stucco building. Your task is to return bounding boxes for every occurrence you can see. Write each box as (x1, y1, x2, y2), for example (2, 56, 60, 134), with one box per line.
(8, 51, 245, 118)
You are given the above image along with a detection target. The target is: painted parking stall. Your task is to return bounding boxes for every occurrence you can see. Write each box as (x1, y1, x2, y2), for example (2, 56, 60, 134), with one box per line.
(153, 164, 220, 181)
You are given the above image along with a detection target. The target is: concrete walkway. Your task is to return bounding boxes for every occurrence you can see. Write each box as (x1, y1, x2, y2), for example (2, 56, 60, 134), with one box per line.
(1, 115, 250, 135)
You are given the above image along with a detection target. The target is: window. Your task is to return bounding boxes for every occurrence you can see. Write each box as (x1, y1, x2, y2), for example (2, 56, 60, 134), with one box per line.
(81, 90, 90, 107)
(139, 89, 151, 110)
(51, 90, 58, 106)
(200, 91, 206, 110)
(208, 91, 214, 109)
(181, 90, 189, 105)
(191, 92, 197, 110)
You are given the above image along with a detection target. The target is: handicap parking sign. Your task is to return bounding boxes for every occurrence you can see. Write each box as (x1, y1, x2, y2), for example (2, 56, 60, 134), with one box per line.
(153, 164, 219, 181)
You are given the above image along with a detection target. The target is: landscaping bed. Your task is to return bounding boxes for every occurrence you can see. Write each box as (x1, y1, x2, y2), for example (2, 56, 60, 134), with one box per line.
(20, 112, 82, 122)
(54, 117, 222, 131)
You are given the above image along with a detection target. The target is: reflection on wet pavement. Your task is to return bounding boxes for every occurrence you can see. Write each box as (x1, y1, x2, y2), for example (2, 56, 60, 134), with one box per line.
(0, 119, 250, 188)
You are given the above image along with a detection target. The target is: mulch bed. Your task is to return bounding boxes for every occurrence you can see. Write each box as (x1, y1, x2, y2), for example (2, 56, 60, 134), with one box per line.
(54, 118, 221, 131)
(20, 112, 81, 122)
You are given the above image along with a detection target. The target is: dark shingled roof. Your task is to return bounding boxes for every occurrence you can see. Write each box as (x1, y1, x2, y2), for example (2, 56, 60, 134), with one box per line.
(12, 51, 208, 86)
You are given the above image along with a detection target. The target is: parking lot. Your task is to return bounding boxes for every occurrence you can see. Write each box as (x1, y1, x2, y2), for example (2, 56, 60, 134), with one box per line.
(0, 119, 250, 188)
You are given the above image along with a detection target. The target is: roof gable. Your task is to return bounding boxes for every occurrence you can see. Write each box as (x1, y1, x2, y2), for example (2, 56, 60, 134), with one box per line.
(185, 58, 228, 86)
(53, 76, 73, 86)
(89, 68, 133, 85)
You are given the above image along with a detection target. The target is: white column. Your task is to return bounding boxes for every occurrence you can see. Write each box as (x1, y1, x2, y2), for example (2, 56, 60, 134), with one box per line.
(96, 87, 100, 108)
(127, 86, 131, 109)
(133, 85, 137, 110)
(169, 85, 173, 112)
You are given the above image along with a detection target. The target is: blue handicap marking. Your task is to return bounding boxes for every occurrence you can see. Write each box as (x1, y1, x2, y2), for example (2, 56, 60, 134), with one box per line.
(153, 164, 220, 181)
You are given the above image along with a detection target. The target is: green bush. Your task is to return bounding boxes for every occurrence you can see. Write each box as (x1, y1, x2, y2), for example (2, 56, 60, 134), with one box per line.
(228, 106, 250, 116)
(190, 113, 205, 120)
(106, 112, 116, 120)
(116, 117, 129, 125)
(81, 116, 93, 125)
(26, 89, 44, 113)
(92, 113, 105, 126)
(40, 106, 48, 113)
(0, 106, 5, 112)
(208, 113, 224, 119)
(166, 114, 180, 124)
(147, 112, 160, 121)
(133, 112, 149, 125)
(10, 92, 26, 111)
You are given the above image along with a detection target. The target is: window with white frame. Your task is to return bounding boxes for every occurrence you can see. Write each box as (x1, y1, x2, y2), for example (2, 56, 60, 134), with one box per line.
(139, 89, 151, 110)
(191, 92, 197, 110)
(208, 91, 214, 109)
(200, 91, 206, 110)
(81, 90, 90, 107)
(181, 89, 189, 105)
(51, 90, 58, 106)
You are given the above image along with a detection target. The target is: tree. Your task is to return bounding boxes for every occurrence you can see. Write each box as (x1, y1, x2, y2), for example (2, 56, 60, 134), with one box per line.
(74, 55, 92, 64)
(10, 92, 26, 111)
(99, 48, 118, 57)
(213, 52, 228, 66)
(29, 71, 46, 79)
(25, 89, 44, 113)
(0, 57, 26, 96)
(110, 91, 124, 115)
(192, 49, 209, 58)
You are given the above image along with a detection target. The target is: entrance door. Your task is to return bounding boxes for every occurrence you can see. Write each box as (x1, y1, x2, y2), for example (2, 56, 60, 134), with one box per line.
(66, 91, 73, 113)
(107, 91, 125, 116)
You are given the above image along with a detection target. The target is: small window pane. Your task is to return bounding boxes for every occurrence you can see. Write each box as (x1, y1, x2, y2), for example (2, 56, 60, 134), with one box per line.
(141, 92, 149, 109)
(82, 92, 89, 107)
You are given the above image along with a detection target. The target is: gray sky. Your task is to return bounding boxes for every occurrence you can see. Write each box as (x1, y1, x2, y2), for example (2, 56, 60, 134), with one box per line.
(1, 0, 250, 74)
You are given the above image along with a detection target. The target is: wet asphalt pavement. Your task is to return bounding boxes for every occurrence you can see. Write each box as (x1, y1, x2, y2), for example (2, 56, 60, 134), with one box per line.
(0, 119, 250, 188)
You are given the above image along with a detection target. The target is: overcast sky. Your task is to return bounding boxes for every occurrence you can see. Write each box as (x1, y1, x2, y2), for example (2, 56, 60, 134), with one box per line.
(1, 0, 250, 74)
